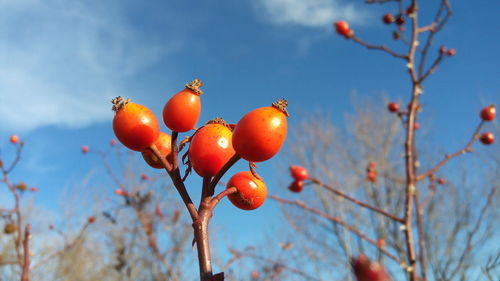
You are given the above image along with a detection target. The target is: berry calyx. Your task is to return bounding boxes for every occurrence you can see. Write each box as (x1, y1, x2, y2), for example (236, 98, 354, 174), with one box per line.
(480, 132, 494, 145)
(288, 180, 304, 193)
(387, 102, 399, 113)
(9, 135, 19, 144)
(382, 13, 394, 24)
(480, 105, 496, 121)
(289, 165, 309, 181)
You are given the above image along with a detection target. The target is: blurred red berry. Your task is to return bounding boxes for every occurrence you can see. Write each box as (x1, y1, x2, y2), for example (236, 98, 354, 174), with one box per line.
(81, 145, 89, 154)
(480, 132, 495, 145)
(289, 165, 309, 181)
(88, 216, 96, 224)
(351, 254, 392, 281)
(398, 26, 405, 32)
(447, 48, 456, 56)
(367, 171, 377, 182)
(9, 135, 19, 144)
(439, 46, 447, 55)
(368, 161, 376, 170)
(377, 239, 386, 248)
(30, 187, 38, 192)
(288, 180, 305, 193)
(335, 21, 352, 37)
(110, 139, 117, 146)
(437, 178, 447, 185)
(382, 13, 394, 24)
(114, 189, 129, 197)
(480, 105, 496, 121)
(387, 102, 399, 113)
(396, 15, 405, 26)
(406, 5, 416, 15)
(414, 122, 420, 130)
(141, 173, 150, 181)
(251, 271, 260, 280)
(155, 203, 164, 218)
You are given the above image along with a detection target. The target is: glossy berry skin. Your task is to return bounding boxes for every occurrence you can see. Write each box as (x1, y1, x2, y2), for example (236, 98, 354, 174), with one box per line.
(480, 132, 494, 145)
(9, 135, 19, 144)
(382, 13, 394, 24)
(335, 21, 351, 37)
(227, 171, 267, 210)
(189, 123, 235, 177)
(480, 105, 496, 121)
(351, 254, 392, 281)
(141, 132, 172, 169)
(112, 98, 160, 151)
(232, 101, 288, 162)
(289, 165, 309, 181)
(387, 102, 399, 113)
(163, 80, 202, 132)
(288, 180, 304, 193)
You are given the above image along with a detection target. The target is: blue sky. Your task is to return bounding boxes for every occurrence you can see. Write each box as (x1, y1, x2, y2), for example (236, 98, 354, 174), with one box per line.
(0, 0, 499, 275)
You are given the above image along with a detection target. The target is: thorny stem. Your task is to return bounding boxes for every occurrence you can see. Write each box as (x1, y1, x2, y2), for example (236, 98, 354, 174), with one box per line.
(270, 195, 402, 264)
(21, 224, 31, 281)
(414, 189, 427, 281)
(310, 178, 405, 223)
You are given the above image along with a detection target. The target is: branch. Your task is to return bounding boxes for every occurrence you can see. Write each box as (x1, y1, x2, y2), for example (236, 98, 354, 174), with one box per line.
(416, 121, 484, 181)
(209, 187, 237, 210)
(351, 36, 408, 60)
(447, 187, 496, 280)
(310, 177, 405, 223)
(21, 224, 31, 281)
(270, 195, 401, 264)
(226, 248, 322, 281)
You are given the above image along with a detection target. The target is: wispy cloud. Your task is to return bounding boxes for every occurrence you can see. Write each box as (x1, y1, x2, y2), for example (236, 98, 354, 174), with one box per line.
(0, 0, 179, 132)
(254, 0, 367, 28)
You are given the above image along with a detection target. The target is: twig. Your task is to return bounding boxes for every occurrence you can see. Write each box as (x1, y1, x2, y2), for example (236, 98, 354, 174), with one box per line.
(310, 178, 405, 223)
(351, 36, 408, 60)
(270, 195, 401, 264)
(447, 187, 496, 280)
(416, 121, 484, 181)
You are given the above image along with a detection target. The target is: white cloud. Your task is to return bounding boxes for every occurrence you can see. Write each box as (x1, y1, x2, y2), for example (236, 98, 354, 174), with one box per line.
(0, 0, 178, 132)
(255, 0, 366, 27)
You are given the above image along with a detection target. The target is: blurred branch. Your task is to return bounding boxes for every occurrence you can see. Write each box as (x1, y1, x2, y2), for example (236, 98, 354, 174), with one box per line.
(270, 195, 401, 264)
(310, 177, 404, 223)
